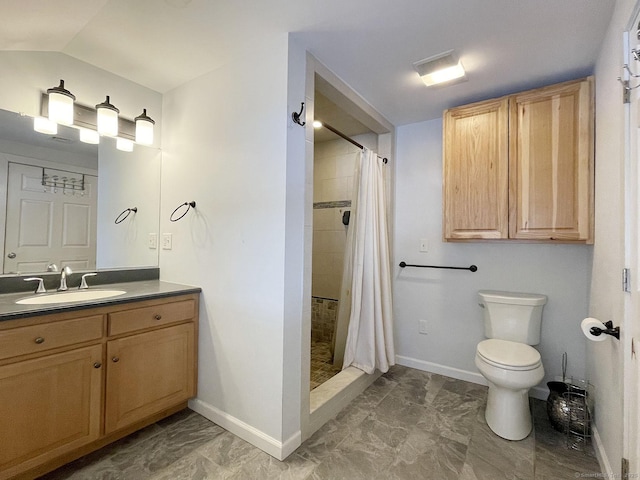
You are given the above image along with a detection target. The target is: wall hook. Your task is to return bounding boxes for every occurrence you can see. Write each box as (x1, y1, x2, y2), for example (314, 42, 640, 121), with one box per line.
(170, 201, 196, 222)
(291, 102, 306, 126)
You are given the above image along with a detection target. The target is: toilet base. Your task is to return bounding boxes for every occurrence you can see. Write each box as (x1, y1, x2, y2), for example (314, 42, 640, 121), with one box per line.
(485, 381, 532, 441)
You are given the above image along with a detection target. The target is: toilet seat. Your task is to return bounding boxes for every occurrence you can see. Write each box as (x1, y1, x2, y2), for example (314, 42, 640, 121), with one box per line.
(476, 339, 541, 371)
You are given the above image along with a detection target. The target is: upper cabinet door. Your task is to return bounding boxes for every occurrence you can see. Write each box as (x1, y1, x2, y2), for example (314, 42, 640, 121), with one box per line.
(443, 97, 509, 240)
(509, 77, 594, 242)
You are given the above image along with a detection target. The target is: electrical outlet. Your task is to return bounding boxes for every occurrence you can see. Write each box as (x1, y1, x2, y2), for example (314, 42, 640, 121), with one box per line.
(419, 238, 429, 252)
(419, 319, 428, 334)
(162, 233, 172, 250)
(148, 233, 158, 249)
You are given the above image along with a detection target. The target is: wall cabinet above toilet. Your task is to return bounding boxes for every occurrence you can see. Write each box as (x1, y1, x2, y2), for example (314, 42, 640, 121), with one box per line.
(443, 77, 594, 243)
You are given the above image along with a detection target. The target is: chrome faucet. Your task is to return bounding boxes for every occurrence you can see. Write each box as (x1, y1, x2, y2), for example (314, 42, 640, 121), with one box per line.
(24, 277, 47, 294)
(58, 266, 73, 291)
(79, 272, 97, 289)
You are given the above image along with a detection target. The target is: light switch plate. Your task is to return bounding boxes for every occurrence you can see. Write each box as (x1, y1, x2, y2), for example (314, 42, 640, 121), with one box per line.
(419, 319, 428, 334)
(419, 238, 429, 252)
(162, 233, 172, 250)
(148, 233, 158, 249)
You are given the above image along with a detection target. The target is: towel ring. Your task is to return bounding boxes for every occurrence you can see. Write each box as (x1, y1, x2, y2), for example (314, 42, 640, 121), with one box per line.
(114, 207, 137, 224)
(170, 201, 196, 222)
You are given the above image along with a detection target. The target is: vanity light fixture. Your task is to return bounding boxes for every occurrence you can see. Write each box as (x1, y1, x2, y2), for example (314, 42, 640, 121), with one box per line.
(134, 109, 155, 145)
(33, 117, 58, 135)
(46, 80, 75, 125)
(96, 95, 120, 137)
(38, 85, 141, 152)
(79, 128, 100, 145)
(413, 50, 467, 87)
(116, 137, 134, 152)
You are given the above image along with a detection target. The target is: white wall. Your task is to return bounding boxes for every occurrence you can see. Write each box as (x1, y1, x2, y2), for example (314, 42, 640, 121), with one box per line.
(96, 143, 161, 269)
(160, 33, 303, 458)
(283, 36, 307, 452)
(589, 0, 637, 475)
(393, 118, 593, 397)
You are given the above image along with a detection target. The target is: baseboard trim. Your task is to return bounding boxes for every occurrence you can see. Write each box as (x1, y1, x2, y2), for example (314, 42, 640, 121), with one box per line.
(188, 398, 301, 460)
(395, 355, 549, 400)
(591, 424, 613, 476)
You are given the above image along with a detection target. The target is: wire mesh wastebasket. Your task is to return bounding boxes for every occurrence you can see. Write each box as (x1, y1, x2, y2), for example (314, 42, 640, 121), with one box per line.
(546, 378, 592, 450)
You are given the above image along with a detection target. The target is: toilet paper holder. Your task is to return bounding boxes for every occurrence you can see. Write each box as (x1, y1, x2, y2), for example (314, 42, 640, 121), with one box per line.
(589, 320, 620, 340)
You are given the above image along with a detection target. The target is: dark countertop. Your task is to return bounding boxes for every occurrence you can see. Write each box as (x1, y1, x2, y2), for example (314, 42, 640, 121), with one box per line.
(0, 280, 201, 322)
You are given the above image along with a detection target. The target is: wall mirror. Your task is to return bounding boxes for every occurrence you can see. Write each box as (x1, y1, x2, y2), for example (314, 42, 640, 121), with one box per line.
(0, 108, 161, 276)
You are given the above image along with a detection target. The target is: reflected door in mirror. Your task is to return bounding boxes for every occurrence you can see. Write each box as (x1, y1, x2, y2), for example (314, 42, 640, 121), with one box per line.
(4, 163, 97, 274)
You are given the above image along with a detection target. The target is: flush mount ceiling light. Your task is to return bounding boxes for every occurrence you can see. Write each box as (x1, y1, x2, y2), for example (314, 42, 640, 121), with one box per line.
(47, 79, 75, 125)
(312, 120, 323, 129)
(134, 109, 155, 145)
(96, 95, 120, 137)
(413, 50, 467, 87)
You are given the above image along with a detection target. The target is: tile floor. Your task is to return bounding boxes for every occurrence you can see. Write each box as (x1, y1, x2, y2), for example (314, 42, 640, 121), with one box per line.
(310, 340, 341, 390)
(40, 365, 601, 479)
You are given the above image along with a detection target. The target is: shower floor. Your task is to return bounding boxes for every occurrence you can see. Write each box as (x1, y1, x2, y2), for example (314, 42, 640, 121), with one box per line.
(310, 340, 341, 390)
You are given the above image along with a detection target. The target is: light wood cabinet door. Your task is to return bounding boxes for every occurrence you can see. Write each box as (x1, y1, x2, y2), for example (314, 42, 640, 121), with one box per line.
(443, 97, 509, 240)
(105, 323, 196, 434)
(0, 345, 103, 479)
(509, 77, 594, 242)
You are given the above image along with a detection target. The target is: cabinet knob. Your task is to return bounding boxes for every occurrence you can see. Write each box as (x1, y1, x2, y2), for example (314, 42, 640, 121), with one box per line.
(112, 356, 120, 363)
(154, 314, 162, 320)
(34, 337, 45, 344)
(93, 362, 102, 369)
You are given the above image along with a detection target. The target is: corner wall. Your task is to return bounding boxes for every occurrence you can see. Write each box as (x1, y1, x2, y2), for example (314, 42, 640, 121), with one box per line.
(160, 33, 303, 458)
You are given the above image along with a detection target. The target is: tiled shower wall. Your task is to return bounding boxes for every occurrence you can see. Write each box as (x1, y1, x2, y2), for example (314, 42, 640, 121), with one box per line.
(311, 139, 359, 344)
(311, 297, 338, 343)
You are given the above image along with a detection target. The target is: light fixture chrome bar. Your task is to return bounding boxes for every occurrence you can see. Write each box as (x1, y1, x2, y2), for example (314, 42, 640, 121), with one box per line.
(40, 93, 136, 141)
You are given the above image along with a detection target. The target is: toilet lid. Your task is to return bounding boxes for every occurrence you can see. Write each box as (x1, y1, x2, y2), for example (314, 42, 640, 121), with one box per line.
(477, 339, 541, 370)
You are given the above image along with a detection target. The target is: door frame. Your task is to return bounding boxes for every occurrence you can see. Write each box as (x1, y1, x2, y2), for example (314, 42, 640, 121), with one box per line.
(623, 3, 640, 476)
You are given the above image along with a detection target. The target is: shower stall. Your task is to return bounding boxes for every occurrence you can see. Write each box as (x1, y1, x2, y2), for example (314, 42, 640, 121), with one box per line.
(310, 116, 388, 389)
(310, 135, 360, 389)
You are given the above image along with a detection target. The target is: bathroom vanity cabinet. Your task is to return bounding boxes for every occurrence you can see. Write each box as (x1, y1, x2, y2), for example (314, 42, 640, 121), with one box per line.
(0, 292, 198, 480)
(443, 76, 594, 243)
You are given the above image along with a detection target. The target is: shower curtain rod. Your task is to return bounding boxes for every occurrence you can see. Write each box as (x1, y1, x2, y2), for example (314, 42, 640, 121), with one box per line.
(321, 122, 388, 164)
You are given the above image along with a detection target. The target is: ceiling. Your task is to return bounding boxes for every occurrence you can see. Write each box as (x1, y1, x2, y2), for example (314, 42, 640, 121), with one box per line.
(313, 91, 372, 142)
(1, 0, 615, 127)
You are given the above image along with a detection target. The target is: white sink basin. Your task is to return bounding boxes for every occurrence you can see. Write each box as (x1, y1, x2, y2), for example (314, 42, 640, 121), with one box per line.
(16, 289, 127, 305)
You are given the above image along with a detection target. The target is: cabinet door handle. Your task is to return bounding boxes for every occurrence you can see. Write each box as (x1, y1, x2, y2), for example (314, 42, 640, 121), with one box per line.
(154, 314, 162, 320)
(112, 356, 120, 363)
(34, 337, 45, 344)
(93, 362, 102, 369)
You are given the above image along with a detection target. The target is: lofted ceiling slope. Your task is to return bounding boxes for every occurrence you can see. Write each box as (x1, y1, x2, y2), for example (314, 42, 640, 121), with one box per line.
(0, 0, 615, 126)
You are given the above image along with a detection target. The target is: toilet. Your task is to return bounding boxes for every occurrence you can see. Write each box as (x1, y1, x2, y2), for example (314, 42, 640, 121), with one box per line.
(475, 290, 547, 441)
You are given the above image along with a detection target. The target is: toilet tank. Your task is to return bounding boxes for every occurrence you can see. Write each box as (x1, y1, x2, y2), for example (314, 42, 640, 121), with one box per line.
(478, 290, 547, 345)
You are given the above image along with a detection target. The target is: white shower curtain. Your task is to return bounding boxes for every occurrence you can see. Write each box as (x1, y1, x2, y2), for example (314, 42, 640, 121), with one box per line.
(342, 148, 394, 374)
